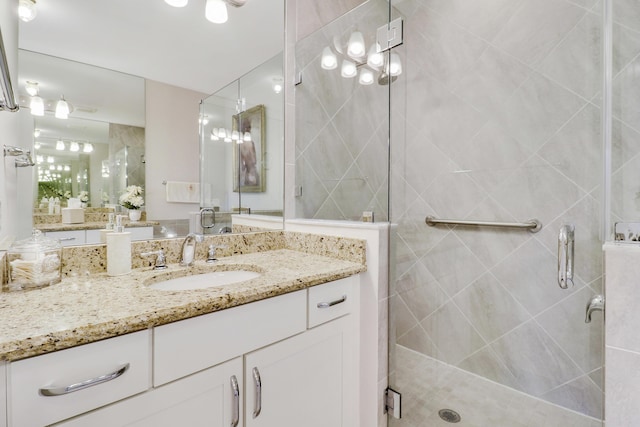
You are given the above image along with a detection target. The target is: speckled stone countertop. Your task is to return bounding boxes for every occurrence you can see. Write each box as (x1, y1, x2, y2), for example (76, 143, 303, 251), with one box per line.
(36, 220, 159, 232)
(0, 232, 366, 362)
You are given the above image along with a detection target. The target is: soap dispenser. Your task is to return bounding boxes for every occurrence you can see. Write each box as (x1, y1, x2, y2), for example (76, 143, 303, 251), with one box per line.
(106, 215, 131, 276)
(100, 213, 116, 243)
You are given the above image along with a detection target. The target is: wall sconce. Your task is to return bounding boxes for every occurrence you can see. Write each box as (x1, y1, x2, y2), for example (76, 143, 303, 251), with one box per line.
(83, 143, 94, 153)
(165, 0, 248, 24)
(69, 142, 80, 152)
(55, 96, 70, 119)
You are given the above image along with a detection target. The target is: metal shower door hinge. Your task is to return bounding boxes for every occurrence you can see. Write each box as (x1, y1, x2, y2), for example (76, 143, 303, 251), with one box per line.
(376, 17, 404, 52)
(385, 387, 402, 419)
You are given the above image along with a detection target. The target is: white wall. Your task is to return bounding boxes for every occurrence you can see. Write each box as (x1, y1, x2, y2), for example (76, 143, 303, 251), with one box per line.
(145, 79, 206, 220)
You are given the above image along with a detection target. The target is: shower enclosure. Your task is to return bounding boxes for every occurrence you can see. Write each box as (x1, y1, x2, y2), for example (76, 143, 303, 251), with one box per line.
(295, 0, 640, 424)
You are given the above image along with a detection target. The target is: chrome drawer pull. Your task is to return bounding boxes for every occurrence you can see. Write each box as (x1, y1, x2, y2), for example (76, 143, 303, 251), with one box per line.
(230, 375, 240, 427)
(252, 367, 262, 418)
(57, 237, 77, 242)
(39, 363, 130, 396)
(317, 295, 347, 309)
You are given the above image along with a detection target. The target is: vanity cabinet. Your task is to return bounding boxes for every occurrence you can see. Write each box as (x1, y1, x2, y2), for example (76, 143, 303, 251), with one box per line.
(44, 226, 154, 246)
(7, 275, 359, 427)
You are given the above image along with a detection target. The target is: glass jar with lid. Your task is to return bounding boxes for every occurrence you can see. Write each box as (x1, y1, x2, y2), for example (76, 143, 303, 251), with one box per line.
(7, 229, 62, 291)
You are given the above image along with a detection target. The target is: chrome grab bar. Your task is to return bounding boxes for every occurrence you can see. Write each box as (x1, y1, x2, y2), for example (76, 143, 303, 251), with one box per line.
(230, 375, 240, 427)
(252, 367, 262, 418)
(425, 216, 542, 233)
(39, 363, 130, 396)
(558, 224, 575, 289)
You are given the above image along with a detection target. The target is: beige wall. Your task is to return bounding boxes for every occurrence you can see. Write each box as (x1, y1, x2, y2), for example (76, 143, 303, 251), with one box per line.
(144, 79, 206, 221)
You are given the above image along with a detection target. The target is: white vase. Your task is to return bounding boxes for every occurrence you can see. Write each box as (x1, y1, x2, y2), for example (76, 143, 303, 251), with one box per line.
(128, 209, 142, 222)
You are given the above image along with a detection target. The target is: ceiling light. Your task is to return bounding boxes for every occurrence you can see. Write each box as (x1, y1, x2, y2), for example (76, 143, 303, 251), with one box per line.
(83, 143, 93, 153)
(243, 131, 252, 142)
(55, 96, 70, 119)
(205, 0, 228, 23)
(321, 47, 338, 70)
(341, 60, 357, 78)
(359, 68, 374, 85)
(25, 81, 39, 96)
(165, 0, 188, 6)
(56, 140, 65, 151)
(367, 44, 384, 68)
(30, 96, 44, 116)
(18, 0, 37, 22)
(347, 31, 366, 59)
(70, 142, 79, 152)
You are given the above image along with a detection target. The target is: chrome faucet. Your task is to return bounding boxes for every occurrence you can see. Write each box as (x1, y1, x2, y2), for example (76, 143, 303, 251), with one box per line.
(179, 233, 204, 267)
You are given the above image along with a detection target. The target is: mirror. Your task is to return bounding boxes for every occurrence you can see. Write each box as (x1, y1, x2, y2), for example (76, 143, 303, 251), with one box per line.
(16, 1, 285, 241)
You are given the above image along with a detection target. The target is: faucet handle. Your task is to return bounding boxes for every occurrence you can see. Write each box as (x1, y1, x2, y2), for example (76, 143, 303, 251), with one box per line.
(206, 244, 228, 263)
(141, 250, 168, 270)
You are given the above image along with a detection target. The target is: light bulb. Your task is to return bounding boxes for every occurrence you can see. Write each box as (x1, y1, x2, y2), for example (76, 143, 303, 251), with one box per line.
(164, 0, 188, 6)
(341, 60, 357, 78)
(56, 140, 65, 151)
(367, 44, 384, 68)
(359, 68, 374, 85)
(231, 130, 240, 140)
(347, 31, 365, 59)
(47, 156, 54, 163)
(18, 0, 37, 22)
(83, 143, 93, 153)
(34, 141, 41, 149)
(224, 136, 232, 143)
(272, 77, 283, 94)
(36, 155, 43, 163)
(49, 164, 55, 170)
(64, 165, 70, 172)
(70, 142, 79, 152)
(33, 128, 40, 137)
(55, 96, 70, 119)
(243, 131, 252, 142)
(205, 0, 228, 23)
(25, 81, 39, 96)
(321, 47, 338, 70)
(30, 96, 44, 116)
(57, 165, 63, 171)
(389, 53, 402, 76)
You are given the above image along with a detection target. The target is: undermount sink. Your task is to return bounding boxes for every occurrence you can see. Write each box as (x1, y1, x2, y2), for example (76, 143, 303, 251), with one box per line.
(148, 270, 261, 291)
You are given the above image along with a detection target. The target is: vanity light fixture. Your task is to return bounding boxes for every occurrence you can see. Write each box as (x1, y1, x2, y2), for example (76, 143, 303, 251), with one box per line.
(34, 141, 41, 149)
(231, 130, 240, 141)
(29, 95, 44, 116)
(25, 81, 39, 96)
(205, 0, 228, 23)
(69, 141, 80, 152)
(211, 128, 220, 140)
(272, 77, 283, 94)
(55, 95, 70, 119)
(367, 45, 384, 68)
(359, 68, 374, 85)
(83, 143, 93, 153)
(47, 156, 54, 163)
(243, 131, 252, 142)
(340, 60, 357, 79)
(321, 47, 338, 70)
(389, 53, 403, 77)
(33, 128, 40, 137)
(48, 164, 55, 170)
(18, 0, 37, 23)
(346, 31, 366, 60)
(55, 140, 65, 151)
(64, 165, 70, 172)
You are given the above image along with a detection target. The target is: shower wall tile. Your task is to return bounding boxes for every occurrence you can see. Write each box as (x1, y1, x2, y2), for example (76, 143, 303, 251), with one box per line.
(491, 0, 585, 67)
(540, 375, 603, 419)
(612, 54, 640, 131)
(453, 273, 531, 343)
(396, 197, 449, 261)
(538, 104, 602, 194)
(491, 321, 583, 396)
(457, 347, 519, 389)
(610, 154, 640, 221)
(605, 347, 640, 427)
(421, 172, 486, 221)
(420, 233, 488, 297)
(612, 116, 640, 173)
(397, 325, 437, 358)
(294, 88, 331, 155)
(295, 0, 365, 41)
(613, 21, 640, 76)
(420, 302, 487, 365)
(589, 367, 603, 390)
(612, 0, 640, 33)
(536, 287, 603, 375)
(397, 267, 448, 322)
(295, 156, 329, 218)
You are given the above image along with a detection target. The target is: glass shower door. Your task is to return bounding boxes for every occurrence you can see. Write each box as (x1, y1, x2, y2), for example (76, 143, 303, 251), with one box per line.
(388, 0, 605, 426)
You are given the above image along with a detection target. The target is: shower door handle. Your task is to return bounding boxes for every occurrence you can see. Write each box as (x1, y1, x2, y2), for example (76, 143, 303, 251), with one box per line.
(558, 224, 575, 289)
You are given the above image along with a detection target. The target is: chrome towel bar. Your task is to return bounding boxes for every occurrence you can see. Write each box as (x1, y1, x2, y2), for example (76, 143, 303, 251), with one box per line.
(425, 216, 542, 233)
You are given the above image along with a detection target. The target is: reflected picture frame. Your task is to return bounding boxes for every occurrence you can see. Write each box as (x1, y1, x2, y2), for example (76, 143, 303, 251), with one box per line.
(232, 104, 266, 193)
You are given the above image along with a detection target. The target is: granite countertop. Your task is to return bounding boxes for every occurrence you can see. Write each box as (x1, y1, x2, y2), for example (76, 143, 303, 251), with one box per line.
(0, 248, 365, 362)
(36, 221, 159, 232)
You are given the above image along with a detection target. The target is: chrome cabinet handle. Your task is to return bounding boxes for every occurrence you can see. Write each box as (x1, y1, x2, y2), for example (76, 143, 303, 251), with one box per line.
(57, 237, 76, 242)
(557, 224, 575, 289)
(252, 367, 262, 418)
(39, 363, 130, 396)
(317, 295, 347, 309)
(230, 375, 240, 427)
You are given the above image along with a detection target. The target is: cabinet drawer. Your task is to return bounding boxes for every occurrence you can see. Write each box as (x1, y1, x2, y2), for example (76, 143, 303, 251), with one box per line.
(44, 230, 86, 247)
(9, 330, 151, 427)
(154, 290, 306, 386)
(308, 276, 356, 328)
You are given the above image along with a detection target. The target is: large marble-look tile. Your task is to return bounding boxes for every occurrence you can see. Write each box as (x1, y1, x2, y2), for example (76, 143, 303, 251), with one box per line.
(493, 238, 583, 317)
(420, 232, 487, 297)
(491, 156, 585, 227)
(605, 347, 640, 426)
(396, 262, 448, 322)
(612, 0, 640, 33)
(401, 131, 457, 195)
(491, 321, 583, 396)
(610, 153, 640, 221)
(421, 171, 487, 222)
(295, 0, 366, 41)
(355, 125, 389, 193)
(536, 287, 603, 374)
(538, 104, 602, 194)
(457, 346, 519, 389)
(453, 273, 531, 342)
(612, 53, 640, 132)
(421, 302, 487, 365)
(397, 325, 437, 359)
(294, 86, 331, 155)
(295, 156, 330, 219)
(492, 0, 585, 67)
(612, 116, 640, 174)
(301, 122, 354, 192)
(541, 375, 603, 419)
(391, 294, 419, 339)
(612, 19, 640, 77)
(396, 197, 450, 262)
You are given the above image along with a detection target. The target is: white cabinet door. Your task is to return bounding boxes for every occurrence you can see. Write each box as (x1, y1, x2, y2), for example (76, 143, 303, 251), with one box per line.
(55, 357, 243, 427)
(0, 362, 6, 427)
(245, 316, 355, 427)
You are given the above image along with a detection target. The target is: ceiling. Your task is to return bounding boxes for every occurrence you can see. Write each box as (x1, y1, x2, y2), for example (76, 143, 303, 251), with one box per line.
(18, 0, 285, 96)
